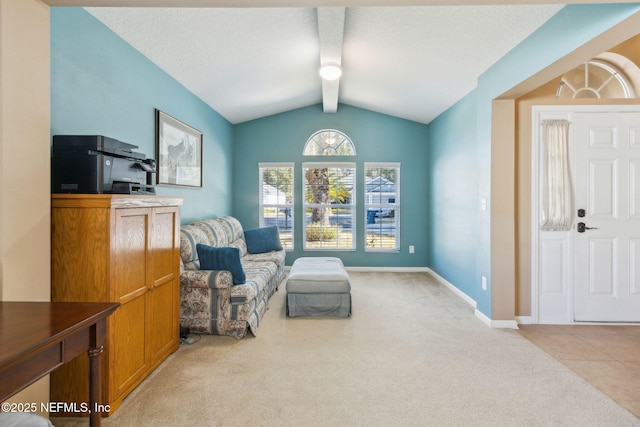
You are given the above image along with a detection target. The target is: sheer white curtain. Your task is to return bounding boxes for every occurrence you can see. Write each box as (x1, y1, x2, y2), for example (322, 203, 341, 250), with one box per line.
(540, 119, 573, 231)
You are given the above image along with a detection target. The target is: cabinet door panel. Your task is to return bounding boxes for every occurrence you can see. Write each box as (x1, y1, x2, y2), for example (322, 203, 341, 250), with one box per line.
(114, 209, 148, 298)
(110, 295, 147, 399)
(51, 207, 109, 302)
(148, 207, 180, 363)
(149, 278, 178, 363)
(149, 209, 178, 282)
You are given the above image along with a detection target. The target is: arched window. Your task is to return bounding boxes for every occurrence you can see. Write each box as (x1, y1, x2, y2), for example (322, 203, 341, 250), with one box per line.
(302, 130, 356, 250)
(303, 129, 356, 156)
(556, 55, 636, 99)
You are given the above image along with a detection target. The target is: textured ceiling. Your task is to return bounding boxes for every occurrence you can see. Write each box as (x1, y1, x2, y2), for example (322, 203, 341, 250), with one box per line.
(86, 5, 564, 124)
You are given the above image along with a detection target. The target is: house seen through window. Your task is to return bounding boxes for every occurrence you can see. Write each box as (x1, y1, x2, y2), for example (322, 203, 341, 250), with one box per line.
(259, 163, 293, 250)
(365, 163, 400, 252)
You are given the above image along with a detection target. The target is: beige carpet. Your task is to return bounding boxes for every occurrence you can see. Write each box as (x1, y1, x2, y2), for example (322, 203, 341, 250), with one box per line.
(52, 272, 640, 427)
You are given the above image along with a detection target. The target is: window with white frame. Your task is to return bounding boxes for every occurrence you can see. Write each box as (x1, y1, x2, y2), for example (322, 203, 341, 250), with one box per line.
(303, 163, 355, 250)
(365, 163, 400, 252)
(303, 129, 356, 156)
(259, 163, 294, 250)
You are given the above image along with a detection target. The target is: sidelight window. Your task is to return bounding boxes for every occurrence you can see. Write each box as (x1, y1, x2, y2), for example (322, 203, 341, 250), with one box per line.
(365, 163, 400, 251)
(259, 163, 294, 250)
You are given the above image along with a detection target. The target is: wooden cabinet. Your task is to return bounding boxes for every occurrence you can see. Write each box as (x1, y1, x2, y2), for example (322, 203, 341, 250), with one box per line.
(50, 195, 183, 416)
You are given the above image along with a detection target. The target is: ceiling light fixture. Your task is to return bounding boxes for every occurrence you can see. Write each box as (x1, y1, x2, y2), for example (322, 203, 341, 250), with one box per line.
(319, 64, 342, 81)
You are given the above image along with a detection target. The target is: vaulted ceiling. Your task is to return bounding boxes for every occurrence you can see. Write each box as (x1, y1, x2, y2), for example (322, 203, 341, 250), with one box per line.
(48, 1, 591, 124)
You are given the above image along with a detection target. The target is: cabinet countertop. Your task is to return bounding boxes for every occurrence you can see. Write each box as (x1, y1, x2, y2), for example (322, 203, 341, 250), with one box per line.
(51, 194, 184, 209)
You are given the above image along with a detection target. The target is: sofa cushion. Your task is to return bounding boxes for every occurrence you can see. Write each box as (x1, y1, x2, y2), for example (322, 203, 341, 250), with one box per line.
(243, 250, 286, 269)
(196, 244, 246, 285)
(244, 226, 283, 254)
(192, 219, 227, 246)
(193, 217, 248, 256)
(180, 225, 213, 270)
(230, 263, 274, 304)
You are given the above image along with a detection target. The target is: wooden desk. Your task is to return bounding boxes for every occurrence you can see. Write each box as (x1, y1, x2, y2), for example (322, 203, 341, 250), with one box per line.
(0, 302, 119, 427)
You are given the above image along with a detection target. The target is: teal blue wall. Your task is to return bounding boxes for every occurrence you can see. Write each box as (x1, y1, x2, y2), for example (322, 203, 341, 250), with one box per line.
(51, 8, 234, 223)
(233, 104, 429, 267)
(427, 91, 478, 302)
(428, 3, 640, 317)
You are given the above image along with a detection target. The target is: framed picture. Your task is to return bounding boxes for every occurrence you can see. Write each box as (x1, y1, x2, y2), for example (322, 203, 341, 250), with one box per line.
(156, 109, 203, 188)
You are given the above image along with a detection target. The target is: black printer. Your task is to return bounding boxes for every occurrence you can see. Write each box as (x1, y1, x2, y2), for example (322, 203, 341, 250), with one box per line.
(51, 135, 156, 194)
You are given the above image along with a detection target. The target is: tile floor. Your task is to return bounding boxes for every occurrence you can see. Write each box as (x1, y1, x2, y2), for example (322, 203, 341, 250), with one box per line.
(518, 324, 640, 419)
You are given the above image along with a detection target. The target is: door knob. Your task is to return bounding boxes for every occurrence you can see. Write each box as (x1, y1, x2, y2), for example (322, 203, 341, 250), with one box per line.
(577, 222, 599, 233)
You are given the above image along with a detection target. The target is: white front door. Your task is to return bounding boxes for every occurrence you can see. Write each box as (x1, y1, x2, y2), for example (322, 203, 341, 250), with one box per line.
(573, 111, 640, 322)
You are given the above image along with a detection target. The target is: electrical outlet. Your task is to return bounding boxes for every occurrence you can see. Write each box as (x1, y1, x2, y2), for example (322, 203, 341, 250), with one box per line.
(409, 245, 415, 254)
(482, 276, 487, 290)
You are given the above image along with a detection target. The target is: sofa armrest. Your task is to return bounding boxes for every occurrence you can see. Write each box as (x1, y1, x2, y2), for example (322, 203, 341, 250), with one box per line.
(180, 269, 233, 290)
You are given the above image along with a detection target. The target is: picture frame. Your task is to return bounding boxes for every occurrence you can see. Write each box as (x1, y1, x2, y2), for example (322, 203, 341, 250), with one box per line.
(156, 109, 203, 188)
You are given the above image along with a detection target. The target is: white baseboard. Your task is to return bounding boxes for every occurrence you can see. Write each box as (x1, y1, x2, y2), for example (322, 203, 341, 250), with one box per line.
(515, 316, 533, 325)
(426, 268, 477, 309)
(427, 269, 518, 329)
(492, 319, 520, 329)
(345, 266, 431, 272)
(474, 309, 492, 327)
(537, 319, 639, 325)
(475, 310, 519, 329)
(286, 266, 431, 273)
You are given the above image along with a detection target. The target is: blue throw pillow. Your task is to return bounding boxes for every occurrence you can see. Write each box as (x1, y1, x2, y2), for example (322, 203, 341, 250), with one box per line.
(196, 244, 246, 285)
(244, 226, 283, 254)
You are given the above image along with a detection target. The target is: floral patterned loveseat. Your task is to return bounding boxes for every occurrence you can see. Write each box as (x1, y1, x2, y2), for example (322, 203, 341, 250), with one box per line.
(179, 216, 286, 339)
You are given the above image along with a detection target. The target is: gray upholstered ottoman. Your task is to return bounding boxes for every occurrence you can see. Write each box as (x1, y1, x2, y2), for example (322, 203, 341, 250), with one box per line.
(286, 257, 351, 317)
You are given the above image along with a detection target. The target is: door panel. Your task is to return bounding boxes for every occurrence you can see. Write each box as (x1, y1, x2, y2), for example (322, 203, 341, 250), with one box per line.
(631, 239, 640, 296)
(632, 160, 640, 217)
(574, 112, 640, 321)
(587, 238, 616, 296)
(589, 160, 617, 218)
